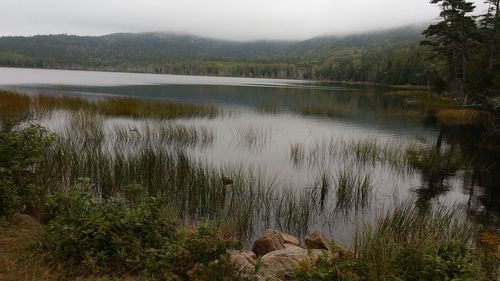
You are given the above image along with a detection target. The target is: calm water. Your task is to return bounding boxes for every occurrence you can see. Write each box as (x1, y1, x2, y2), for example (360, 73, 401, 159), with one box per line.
(1, 67, 499, 245)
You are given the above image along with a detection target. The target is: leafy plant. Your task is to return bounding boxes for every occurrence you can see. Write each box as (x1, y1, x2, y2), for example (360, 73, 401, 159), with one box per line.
(40, 179, 241, 279)
(0, 121, 54, 217)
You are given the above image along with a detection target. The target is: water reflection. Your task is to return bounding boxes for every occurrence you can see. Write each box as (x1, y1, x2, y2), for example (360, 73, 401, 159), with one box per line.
(1, 68, 499, 241)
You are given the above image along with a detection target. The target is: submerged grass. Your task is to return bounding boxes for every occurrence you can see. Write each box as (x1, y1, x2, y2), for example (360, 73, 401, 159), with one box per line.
(291, 137, 414, 172)
(293, 106, 343, 118)
(234, 125, 272, 151)
(334, 167, 373, 215)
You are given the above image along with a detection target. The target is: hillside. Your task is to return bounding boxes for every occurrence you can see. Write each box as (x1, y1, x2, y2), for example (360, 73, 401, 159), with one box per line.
(0, 25, 429, 84)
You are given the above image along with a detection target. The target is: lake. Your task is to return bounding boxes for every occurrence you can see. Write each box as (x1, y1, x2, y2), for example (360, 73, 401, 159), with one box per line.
(1, 67, 498, 246)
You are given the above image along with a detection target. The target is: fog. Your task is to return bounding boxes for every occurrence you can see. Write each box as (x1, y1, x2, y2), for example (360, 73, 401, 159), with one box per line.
(0, 0, 491, 41)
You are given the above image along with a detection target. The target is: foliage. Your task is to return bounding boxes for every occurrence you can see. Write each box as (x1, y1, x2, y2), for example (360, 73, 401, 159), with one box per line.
(0, 121, 54, 217)
(40, 179, 242, 279)
(421, 0, 500, 105)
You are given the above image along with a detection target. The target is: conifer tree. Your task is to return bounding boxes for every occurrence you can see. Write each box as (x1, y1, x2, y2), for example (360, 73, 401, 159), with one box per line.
(421, 0, 478, 103)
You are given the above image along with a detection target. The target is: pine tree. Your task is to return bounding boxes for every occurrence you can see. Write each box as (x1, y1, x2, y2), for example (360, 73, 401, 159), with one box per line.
(481, 1, 500, 95)
(421, 0, 478, 103)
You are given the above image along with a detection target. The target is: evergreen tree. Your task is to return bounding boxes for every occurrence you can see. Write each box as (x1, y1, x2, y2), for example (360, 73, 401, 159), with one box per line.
(481, 0, 500, 96)
(421, 0, 478, 103)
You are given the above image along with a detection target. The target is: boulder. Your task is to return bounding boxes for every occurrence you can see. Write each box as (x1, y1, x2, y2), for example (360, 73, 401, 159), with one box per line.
(304, 230, 331, 250)
(256, 245, 309, 281)
(252, 229, 299, 256)
(335, 245, 356, 259)
(280, 232, 300, 247)
(228, 250, 256, 278)
(308, 249, 328, 264)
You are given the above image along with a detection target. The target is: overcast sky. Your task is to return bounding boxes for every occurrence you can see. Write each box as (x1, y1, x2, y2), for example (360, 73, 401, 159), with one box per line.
(0, 0, 491, 41)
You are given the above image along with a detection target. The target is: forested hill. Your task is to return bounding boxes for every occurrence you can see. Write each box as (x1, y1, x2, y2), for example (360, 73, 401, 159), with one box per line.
(0, 25, 429, 85)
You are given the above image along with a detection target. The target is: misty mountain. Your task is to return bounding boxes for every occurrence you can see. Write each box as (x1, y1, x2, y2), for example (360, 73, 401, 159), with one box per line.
(0, 25, 428, 84)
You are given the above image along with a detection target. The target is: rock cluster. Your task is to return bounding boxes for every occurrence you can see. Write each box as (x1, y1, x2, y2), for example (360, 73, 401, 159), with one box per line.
(228, 229, 352, 281)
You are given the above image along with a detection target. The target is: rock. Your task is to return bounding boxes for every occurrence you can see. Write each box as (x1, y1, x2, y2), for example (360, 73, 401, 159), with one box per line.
(309, 249, 327, 263)
(252, 229, 287, 256)
(280, 232, 300, 247)
(228, 250, 256, 278)
(335, 245, 356, 259)
(305, 230, 331, 250)
(257, 245, 309, 281)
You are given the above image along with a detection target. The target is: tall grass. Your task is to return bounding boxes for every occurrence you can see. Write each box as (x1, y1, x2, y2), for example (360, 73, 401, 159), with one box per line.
(111, 122, 215, 149)
(436, 109, 493, 125)
(1, 92, 221, 120)
(334, 167, 373, 214)
(234, 125, 272, 151)
(0, 91, 31, 121)
(290, 137, 415, 172)
(353, 200, 491, 280)
(40, 115, 325, 242)
(289, 142, 304, 167)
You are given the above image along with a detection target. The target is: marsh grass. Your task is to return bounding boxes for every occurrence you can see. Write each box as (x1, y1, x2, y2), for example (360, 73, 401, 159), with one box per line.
(436, 109, 494, 125)
(352, 200, 491, 280)
(111, 122, 215, 149)
(334, 167, 373, 214)
(97, 97, 220, 119)
(234, 125, 272, 151)
(376, 108, 426, 119)
(384, 90, 427, 97)
(41, 117, 323, 242)
(293, 106, 343, 118)
(1, 92, 221, 120)
(415, 95, 455, 109)
(289, 142, 304, 167)
(256, 104, 280, 115)
(291, 137, 414, 172)
(0, 91, 31, 121)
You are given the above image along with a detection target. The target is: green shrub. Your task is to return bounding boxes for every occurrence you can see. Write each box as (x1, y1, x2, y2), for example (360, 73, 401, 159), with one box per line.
(40, 179, 241, 279)
(0, 121, 54, 217)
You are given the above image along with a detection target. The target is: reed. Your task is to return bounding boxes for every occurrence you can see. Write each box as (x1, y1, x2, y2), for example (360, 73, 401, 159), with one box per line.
(234, 125, 272, 151)
(293, 106, 342, 118)
(334, 166, 373, 214)
(40, 116, 324, 242)
(1, 92, 221, 120)
(353, 200, 484, 280)
(289, 142, 304, 167)
(294, 137, 412, 172)
(0, 91, 31, 121)
(436, 109, 492, 125)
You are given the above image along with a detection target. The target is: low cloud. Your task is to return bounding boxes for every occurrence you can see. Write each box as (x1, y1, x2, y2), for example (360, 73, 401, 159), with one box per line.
(0, 0, 490, 40)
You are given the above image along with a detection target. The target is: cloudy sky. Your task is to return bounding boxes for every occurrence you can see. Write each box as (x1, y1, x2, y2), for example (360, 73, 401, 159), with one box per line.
(0, 0, 491, 41)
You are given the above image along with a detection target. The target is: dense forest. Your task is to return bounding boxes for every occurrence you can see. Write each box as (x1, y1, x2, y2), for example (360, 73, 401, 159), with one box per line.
(0, 26, 429, 85)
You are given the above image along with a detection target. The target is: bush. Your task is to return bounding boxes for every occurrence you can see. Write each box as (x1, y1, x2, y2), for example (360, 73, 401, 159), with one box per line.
(0, 121, 54, 217)
(40, 179, 241, 279)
